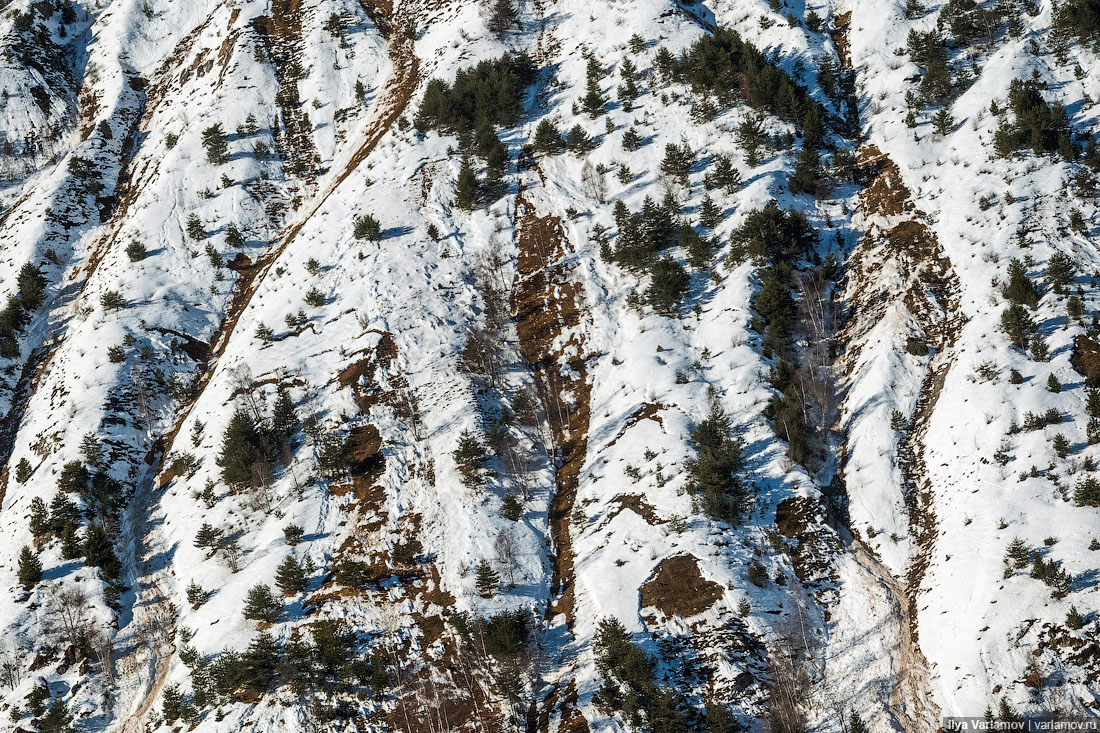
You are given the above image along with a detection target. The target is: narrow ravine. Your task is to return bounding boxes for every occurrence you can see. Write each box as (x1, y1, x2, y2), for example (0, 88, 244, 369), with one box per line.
(810, 9, 954, 728)
(511, 174, 592, 731)
(824, 142, 959, 730)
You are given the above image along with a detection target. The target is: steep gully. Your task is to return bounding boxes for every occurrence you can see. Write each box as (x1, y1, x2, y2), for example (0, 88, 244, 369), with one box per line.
(813, 10, 955, 732)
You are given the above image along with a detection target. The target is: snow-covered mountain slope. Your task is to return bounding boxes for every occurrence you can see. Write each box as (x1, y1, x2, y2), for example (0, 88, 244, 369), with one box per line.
(0, 0, 1097, 730)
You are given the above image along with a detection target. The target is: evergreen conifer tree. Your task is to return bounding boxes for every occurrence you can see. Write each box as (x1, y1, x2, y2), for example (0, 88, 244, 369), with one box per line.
(1005, 538, 1030, 568)
(567, 125, 592, 156)
(533, 119, 564, 155)
(1046, 251, 1076, 293)
(704, 154, 741, 193)
(243, 583, 282, 623)
(241, 631, 282, 692)
(1088, 389, 1100, 419)
(736, 116, 766, 167)
(186, 214, 205, 241)
(272, 390, 298, 444)
(194, 523, 222, 553)
(29, 496, 49, 538)
(583, 57, 605, 117)
(1076, 476, 1100, 506)
(686, 401, 747, 524)
(83, 524, 121, 580)
(932, 107, 954, 136)
(647, 256, 690, 314)
(453, 429, 488, 490)
(283, 524, 305, 546)
(226, 224, 245, 248)
(60, 523, 82, 560)
(1088, 419, 1100, 446)
(489, 0, 518, 38)
(618, 58, 638, 104)
(276, 554, 307, 595)
(186, 580, 208, 608)
(201, 124, 229, 165)
(354, 214, 382, 241)
(14, 457, 31, 484)
(501, 492, 523, 520)
(622, 126, 641, 152)
(57, 461, 89, 494)
(454, 160, 480, 210)
(80, 433, 102, 466)
(217, 409, 265, 488)
(17, 545, 41, 587)
(699, 195, 721, 229)
(1053, 433, 1070, 458)
(1003, 259, 1039, 307)
(162, 683, 183, 721)
(48, 492, 78, 532)
(475, 559, 499, 598)
(16, 263, 46, 310)
(1000, 303, 1036, 347)
(38, 696, 73, 733)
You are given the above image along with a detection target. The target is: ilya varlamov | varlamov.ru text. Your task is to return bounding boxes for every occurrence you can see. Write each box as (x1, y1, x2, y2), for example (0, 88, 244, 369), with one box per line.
(944, 719, 1099, 732)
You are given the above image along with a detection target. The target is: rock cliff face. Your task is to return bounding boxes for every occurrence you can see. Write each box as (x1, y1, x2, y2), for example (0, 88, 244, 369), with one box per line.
(0, 0, 1097, 730)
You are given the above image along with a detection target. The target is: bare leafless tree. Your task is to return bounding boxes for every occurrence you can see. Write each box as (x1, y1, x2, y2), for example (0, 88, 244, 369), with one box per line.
(658, 170, 684, 207)
(767, 632, 811, 733)
(581, 160, 608, 203)
(46, 584, 94, 654)
(0, 644, 23, 689)
(91, 624, 115, 684)
(219, 539, 243, 573)
(247, 459, 276, 512)
(463, 326, 506, 388)
(399, 387, 425, 441)
(230, 363, 264, 421)
(494, 528, 520, 587)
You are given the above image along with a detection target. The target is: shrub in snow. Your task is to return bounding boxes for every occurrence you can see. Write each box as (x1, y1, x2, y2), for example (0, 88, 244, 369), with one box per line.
(353, 214, 382, 242)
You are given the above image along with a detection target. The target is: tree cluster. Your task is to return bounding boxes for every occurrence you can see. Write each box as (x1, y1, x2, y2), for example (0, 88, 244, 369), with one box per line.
(686, 402, 749, 524)
(592, 617, 704, 729)
(0, 263, 48, 358)
(669, 29, 826, 143)
(216, 389, 299, 490)
(1053, 0, 1100, 47)
(994, 79, 1074, 160)
(415, 54, 536, 134)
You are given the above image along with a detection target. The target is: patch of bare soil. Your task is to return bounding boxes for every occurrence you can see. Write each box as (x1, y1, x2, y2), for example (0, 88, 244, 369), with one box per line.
(1037, 622, 1100, 691)
(1071, 335, 1100, 386)
(640, 555, 722, 619)
(774, 496, 838, 584)
(605, 401, 664, 449)
(830, 12, 852, 70)
(857, 146, 915, 219)
(606, 493, 665, 526)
